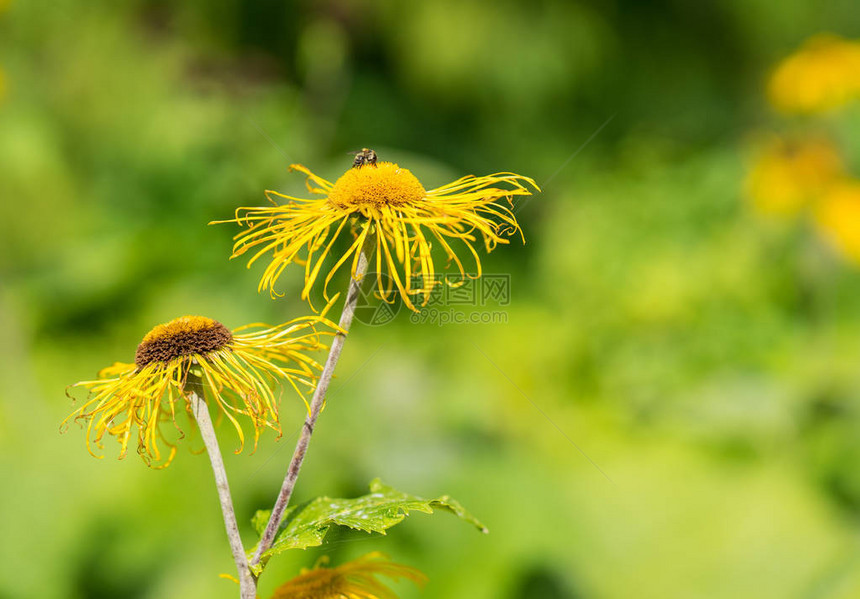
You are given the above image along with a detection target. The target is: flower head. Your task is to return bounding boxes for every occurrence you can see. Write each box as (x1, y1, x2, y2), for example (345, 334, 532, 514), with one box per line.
(744, 135, 844, 216)
(218, 153, 538, 311)
(768, 34, 860, 114)
(815, 179, 860, 265)
(269, 552, 427, 599)
(64, 315, 334, 468)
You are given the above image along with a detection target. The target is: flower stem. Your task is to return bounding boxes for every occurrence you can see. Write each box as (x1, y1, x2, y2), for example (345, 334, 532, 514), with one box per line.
(251, 246, 369, 568)
(188, 387, 256, 599)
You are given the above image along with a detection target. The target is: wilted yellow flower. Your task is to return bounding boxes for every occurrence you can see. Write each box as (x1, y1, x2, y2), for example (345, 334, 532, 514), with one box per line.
(768, 34, 860, 114)
(815, 179, 860, 264)
(64, 315, 334, 468)
(744, 136, 844, 216)
(218, 152, 538, 311)
(269, 552, 427, 599)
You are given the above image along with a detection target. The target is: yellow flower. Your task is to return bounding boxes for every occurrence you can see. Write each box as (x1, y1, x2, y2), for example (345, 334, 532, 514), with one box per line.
(269, 552, 427, 599)
(768, 34, 860, 114)
(218, 153, 538, 311)
(64, 315, 334, 468)
(815, 179, 860, 264)
(744, 136, 844, 216)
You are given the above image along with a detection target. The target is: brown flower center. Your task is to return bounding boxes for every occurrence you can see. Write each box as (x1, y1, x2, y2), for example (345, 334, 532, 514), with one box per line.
(134, 316, 232, 368)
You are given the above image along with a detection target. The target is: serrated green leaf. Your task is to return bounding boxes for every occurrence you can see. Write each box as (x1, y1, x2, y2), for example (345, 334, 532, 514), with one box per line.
(255, 478, 487, 561)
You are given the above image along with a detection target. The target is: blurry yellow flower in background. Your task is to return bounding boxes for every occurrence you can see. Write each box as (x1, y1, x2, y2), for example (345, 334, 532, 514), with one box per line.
(744, 136, 844, 216)
(815, 180, 860, 264)
(218, 153, 538, 311)
(64, 315, 334, 468)
(269, 552, 427, 599)
(768, 34, 860, 114)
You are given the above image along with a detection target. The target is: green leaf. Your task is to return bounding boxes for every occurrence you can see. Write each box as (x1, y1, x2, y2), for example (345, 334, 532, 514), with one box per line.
(253, 478, 487, 562)
(251, 509, 273, 537)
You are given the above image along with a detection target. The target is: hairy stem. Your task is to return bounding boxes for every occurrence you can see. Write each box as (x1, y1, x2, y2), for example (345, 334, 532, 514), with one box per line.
(188, 387, 256, 599)
(251, 247, 369, 567)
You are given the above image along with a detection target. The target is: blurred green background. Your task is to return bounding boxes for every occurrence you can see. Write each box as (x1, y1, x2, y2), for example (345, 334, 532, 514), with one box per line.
(3, 1, 860, 597)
